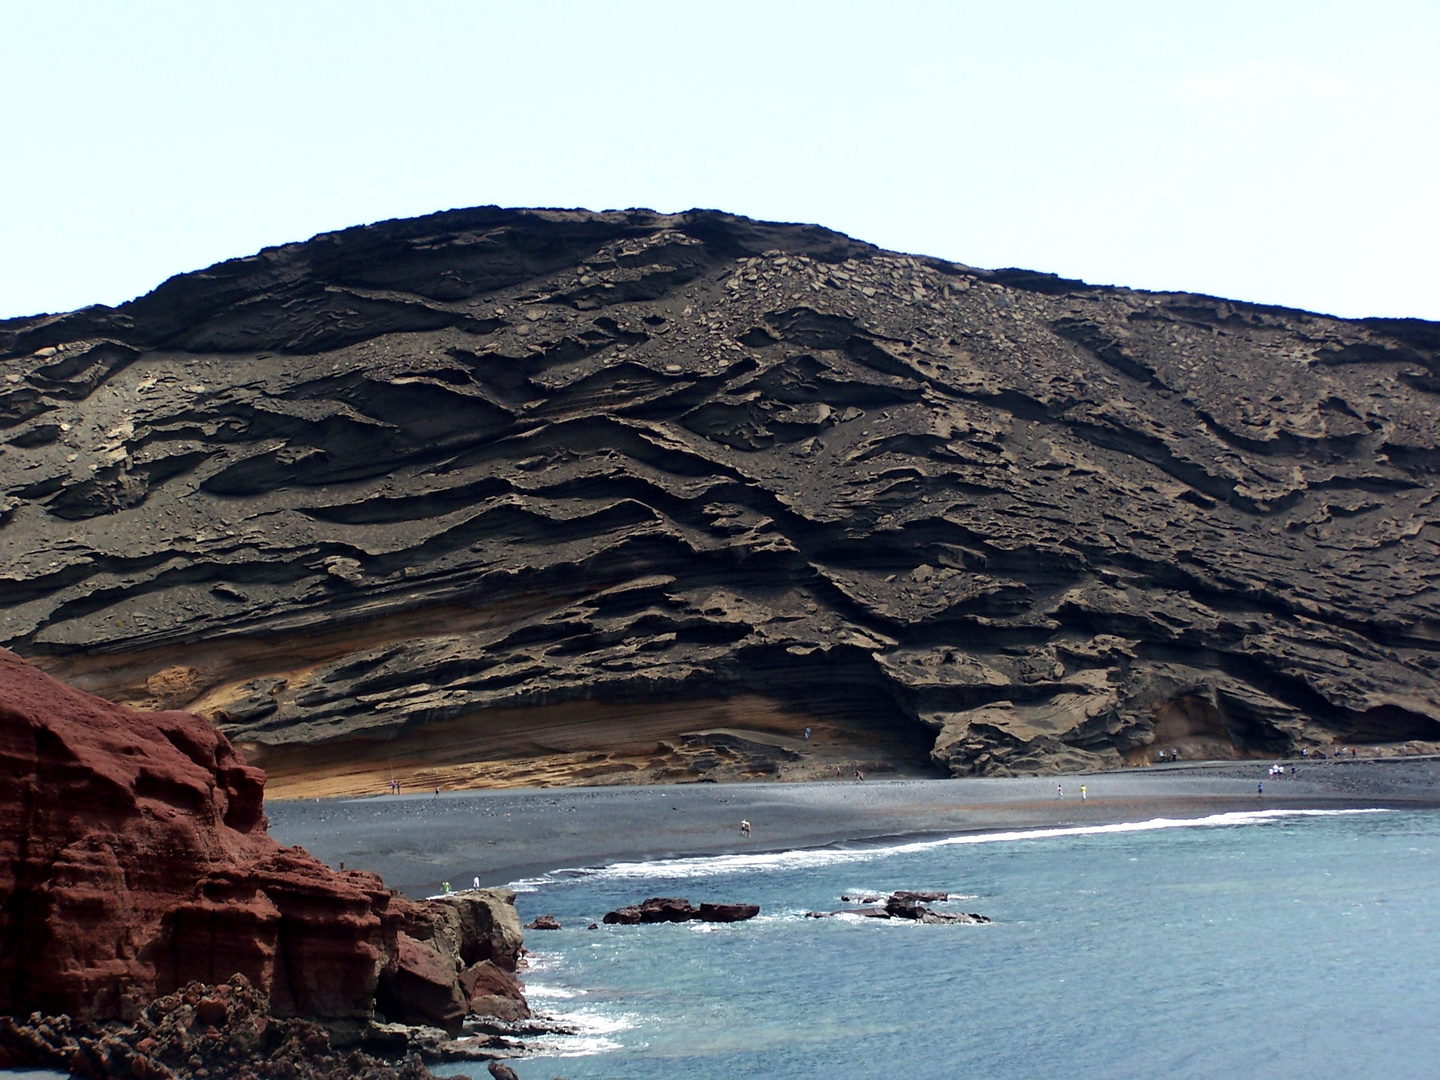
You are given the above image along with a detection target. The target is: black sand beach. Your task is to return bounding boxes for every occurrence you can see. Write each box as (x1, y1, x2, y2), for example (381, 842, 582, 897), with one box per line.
(266, 757, 1440, 898)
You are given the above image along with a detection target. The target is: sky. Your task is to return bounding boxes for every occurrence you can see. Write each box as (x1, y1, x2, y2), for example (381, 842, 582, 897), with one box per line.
(1, 1, 1437, 322)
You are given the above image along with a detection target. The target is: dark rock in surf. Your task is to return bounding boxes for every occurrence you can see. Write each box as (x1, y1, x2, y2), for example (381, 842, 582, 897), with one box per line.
(697, 902, 761, 923)
(602, 897, 758, 925)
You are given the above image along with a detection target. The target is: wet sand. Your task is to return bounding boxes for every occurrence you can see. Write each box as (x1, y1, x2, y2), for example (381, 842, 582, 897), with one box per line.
(265, 757, 1440, 900)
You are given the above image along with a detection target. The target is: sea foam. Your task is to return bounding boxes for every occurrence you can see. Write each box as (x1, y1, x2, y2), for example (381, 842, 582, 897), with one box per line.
(508, 807, 1390, 890)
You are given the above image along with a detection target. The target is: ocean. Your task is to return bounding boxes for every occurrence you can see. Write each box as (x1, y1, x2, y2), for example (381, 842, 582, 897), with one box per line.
(508, 808, 1440, 1079)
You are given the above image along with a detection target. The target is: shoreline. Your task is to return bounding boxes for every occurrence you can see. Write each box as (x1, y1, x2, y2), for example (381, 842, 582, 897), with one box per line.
(265, 756, 1440, 900)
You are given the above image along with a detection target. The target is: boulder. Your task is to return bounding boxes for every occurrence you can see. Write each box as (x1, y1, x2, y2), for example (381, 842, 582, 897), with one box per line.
(602, 897, 759, 925)
(696, 903, 760, 923)
(459, 960, 530, 1022)
(375, 933, 467, 1037)
(428, 888, 525, 969)
(635, 897, 699, 923)
(602, 905, 643, 926)
(524, 914, 561, 930)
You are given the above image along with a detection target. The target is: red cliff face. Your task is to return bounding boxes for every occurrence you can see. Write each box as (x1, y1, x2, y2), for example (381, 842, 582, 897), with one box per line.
(0, 647, 406, 1021)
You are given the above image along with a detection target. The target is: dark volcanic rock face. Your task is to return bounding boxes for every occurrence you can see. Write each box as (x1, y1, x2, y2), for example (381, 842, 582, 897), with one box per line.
(1, 206, 1438, 778)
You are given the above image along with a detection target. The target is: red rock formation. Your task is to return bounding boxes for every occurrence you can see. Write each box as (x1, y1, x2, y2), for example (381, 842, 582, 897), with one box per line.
(0, 648, 412, 1021)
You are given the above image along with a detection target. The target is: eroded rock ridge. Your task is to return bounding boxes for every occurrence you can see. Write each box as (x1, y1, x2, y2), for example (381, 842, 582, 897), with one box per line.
(1, 206, 1438, 778)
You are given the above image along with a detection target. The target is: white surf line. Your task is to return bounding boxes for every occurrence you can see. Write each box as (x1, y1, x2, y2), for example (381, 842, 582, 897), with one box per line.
(505, 808, 1393, 891)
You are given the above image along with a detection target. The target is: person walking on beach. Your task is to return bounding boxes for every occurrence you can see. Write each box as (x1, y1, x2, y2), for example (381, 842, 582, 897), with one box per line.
(740, 819, 752, 838)
(1080, 784, 1087, 801)
(1056, 783, 1064, 800)
(1257, 781, 1264, 797)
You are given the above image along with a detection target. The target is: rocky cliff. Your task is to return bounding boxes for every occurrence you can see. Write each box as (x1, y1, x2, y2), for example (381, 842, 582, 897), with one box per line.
(1, 207, 1437, 781)
(0, 648, 526, 1033)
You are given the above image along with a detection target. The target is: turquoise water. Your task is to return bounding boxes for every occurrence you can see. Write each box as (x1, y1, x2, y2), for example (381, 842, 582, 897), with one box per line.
(509, 809, 1440, 1079)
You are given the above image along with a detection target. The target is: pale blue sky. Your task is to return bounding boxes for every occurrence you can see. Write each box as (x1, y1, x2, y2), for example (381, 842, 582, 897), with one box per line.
(2, 1, 1437, 320)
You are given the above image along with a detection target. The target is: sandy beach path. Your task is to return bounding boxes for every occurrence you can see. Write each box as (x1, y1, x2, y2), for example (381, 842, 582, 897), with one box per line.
(265, 758, 1440, 899)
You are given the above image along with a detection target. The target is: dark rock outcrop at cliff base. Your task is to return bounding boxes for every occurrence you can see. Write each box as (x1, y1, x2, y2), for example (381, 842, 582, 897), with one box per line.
(1, 206, 1437, 778)
(0, 648, 527, 1037)
(0, 975, 441, 1080)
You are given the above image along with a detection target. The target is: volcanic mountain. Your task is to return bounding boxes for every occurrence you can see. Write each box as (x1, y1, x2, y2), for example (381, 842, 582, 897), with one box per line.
(1, 207, 1437, 791)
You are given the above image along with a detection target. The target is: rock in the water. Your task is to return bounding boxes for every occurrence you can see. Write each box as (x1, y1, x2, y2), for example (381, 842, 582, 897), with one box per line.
(697, 902, 761, 922)
(602, 896, 758, 925)
(488, 1061, 521, 1080)
(2, 206, 1438, 783)
(524, 914, 561, 930)
(811, 890, 990, 924)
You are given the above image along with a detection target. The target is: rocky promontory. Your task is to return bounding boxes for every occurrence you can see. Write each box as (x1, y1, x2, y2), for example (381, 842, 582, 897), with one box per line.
(1, 206, 1437, 783)
(0, 648, 529, 1073)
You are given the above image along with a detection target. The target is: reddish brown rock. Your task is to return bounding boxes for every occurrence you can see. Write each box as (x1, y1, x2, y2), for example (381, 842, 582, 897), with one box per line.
(459, 961, 529, 1022)
(0, 646, 409, 1020)
(524, 914, 561, 931)
(0, 648, 528, 1028)
(374, 933, 467, 1036)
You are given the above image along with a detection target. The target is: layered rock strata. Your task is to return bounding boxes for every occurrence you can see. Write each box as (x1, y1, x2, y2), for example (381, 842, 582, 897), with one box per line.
(0, 648, 526, 1034)
(1, 206, 1437, 778)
